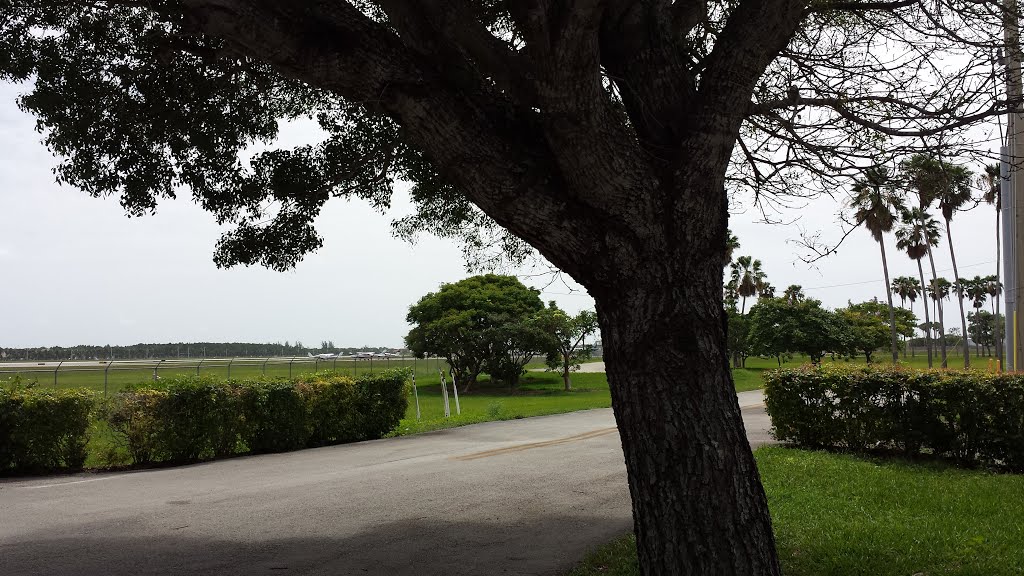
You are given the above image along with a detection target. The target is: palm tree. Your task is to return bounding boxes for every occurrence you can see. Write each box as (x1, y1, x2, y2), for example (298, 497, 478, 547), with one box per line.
(930, 159, 974, 367)
(891, 276, 921, 357)
(963, 276, 988, 356)
(782, 284, 805, 304)
(896, 208, 942, 368)
(985, 275, 1004, 364)
(902, 156, 950, 367)
(982, 164, 1003, 366)
(725, 229, 740, 267)
(758, 282, 776, 299)
(730, 256, 766, 314)
(926, 277, 953, 357)
(849, 167, 903, 364)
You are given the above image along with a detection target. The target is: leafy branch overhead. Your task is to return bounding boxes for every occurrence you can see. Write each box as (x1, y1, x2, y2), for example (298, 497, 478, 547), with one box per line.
(1, 1, 1014, 272)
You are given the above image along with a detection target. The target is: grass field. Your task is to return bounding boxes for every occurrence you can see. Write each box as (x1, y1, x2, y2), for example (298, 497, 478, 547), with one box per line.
(393, 371, 615, 436)
(0, 357, 462, 394)
(567, 447, 1024, 576)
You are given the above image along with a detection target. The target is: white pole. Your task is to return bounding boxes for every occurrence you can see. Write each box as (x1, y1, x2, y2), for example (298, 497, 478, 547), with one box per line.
(412, 372, 421, 419)
(438, 368, 450, 418)
(450, 369, 461, 415)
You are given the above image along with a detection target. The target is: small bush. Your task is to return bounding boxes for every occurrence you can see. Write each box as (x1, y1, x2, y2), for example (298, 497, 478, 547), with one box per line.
(1, 380, 94, 472)
(764, 365, 1024, 469)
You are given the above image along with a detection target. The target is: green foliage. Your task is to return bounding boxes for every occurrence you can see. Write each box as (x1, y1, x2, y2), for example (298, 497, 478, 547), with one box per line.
(764, 365, 1024, 469)
(238, 380, 309, 454)
(105, 371, 409, 465)
(0, 380, 94, 472)
(726, 310, 753, 367)
(968, 310, 1003, 352)
(748, 297, 851, 363)
(540, 303, 599, 389)
(838, 299, 915, 362)
(406, 274, 545, 388)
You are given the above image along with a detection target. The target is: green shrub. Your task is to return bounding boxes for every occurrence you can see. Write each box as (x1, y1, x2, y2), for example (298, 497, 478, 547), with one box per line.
(353, 370, 411, 440)
(34, 370, 410, 469)
(764, 365, 1024, 469)
(239, 380, 310, 453)
(0, 380, 94, 472)
(106, 377, 244, 463)
(300, 374, 360, 447)
(105, 388, 167, 464)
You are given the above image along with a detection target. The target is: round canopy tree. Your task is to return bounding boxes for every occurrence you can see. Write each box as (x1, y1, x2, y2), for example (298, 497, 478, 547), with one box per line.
(1, 1, 1015, 573)
(405, 274, 543, 391)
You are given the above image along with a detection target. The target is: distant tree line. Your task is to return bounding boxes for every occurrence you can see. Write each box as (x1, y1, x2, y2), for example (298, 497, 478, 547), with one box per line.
(0, 342, 407, 361)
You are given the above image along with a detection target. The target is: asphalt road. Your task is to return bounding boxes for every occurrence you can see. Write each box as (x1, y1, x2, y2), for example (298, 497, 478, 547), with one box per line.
(1, 394, 770, 576)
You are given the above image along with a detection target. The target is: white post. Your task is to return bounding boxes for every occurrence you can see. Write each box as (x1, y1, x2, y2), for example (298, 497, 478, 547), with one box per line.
(438, 368, 451, 418)
(412, 372, 421, 419)
(450, 369, 461, 415)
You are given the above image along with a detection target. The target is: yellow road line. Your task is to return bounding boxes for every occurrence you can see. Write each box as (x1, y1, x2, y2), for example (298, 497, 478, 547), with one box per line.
(453, 427, 619, 461)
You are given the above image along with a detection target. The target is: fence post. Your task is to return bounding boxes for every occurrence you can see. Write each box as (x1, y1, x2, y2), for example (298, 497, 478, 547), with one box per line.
(450, 368, 461, 415)
(333, 356, 339, 372)
(438, 368, 451, 418)
(369, 356, 373, 373)
(263, 357, 271, 376)
(104, 361, 112, 397)
(154, 359, 165, 382)
(289, 356, 295, 378)
(54, 360, 65, 387)
(315, 358, 320, 372)
(227, 357, 235, 380)
(196, 357, 205, 376)
(412, 372, 421, 419)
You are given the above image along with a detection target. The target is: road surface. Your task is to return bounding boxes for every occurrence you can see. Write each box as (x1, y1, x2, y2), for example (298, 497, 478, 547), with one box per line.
(1, 395, 770, 576)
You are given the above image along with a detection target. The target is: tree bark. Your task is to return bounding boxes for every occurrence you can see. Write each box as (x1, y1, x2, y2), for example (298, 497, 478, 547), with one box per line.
(597, 263, 780, 576)
(945, 220, 970, 368)
(917, 260, 934, 368)
(878, 238, 900, 364)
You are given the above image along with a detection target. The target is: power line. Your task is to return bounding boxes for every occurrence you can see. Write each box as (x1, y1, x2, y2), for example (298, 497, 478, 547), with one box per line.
(803, 260, 997, 291)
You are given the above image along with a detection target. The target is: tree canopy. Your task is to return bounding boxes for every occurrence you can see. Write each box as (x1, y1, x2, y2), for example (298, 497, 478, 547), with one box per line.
(405, 274, 543, 390)
(3, 1, 1018, 574)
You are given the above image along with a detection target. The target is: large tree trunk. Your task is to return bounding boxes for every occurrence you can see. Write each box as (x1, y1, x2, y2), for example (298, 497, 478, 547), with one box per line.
(945, 220, 970, 367)
(878, 239, 900, 364)
(925, 246, 948, 367)
(917, 261, 934, 368)
(597, 269, 780, 575)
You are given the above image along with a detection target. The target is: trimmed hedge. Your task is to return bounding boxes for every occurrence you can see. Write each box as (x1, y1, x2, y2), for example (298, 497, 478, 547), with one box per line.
(764, 365, 1024, 469)
(1, 381, 94, 472)
(105, 370, 410, 465)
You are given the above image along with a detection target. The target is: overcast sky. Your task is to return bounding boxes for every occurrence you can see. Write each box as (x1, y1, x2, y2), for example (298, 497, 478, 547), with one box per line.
(0, 82, 1002, 349)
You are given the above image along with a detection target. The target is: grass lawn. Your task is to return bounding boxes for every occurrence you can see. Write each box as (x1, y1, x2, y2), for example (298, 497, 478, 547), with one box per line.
(568, 447, 1024, 576)
(393, 371, 613, 436)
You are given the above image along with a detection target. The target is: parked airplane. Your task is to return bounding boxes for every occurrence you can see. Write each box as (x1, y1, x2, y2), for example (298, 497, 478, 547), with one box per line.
(308, 352, 339, 360)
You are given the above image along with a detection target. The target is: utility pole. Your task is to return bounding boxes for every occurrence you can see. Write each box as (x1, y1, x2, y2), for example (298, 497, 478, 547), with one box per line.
(1005, 0, 1024, 370)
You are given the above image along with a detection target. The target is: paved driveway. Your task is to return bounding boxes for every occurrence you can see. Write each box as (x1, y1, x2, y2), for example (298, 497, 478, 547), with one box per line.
(1, 399, 771, 576)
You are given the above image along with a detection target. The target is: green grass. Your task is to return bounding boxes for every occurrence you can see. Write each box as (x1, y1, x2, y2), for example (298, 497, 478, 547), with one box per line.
(567, 447, 1024, 576)
(393, 371, 613, 435)
(1, 357, 450, 394)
